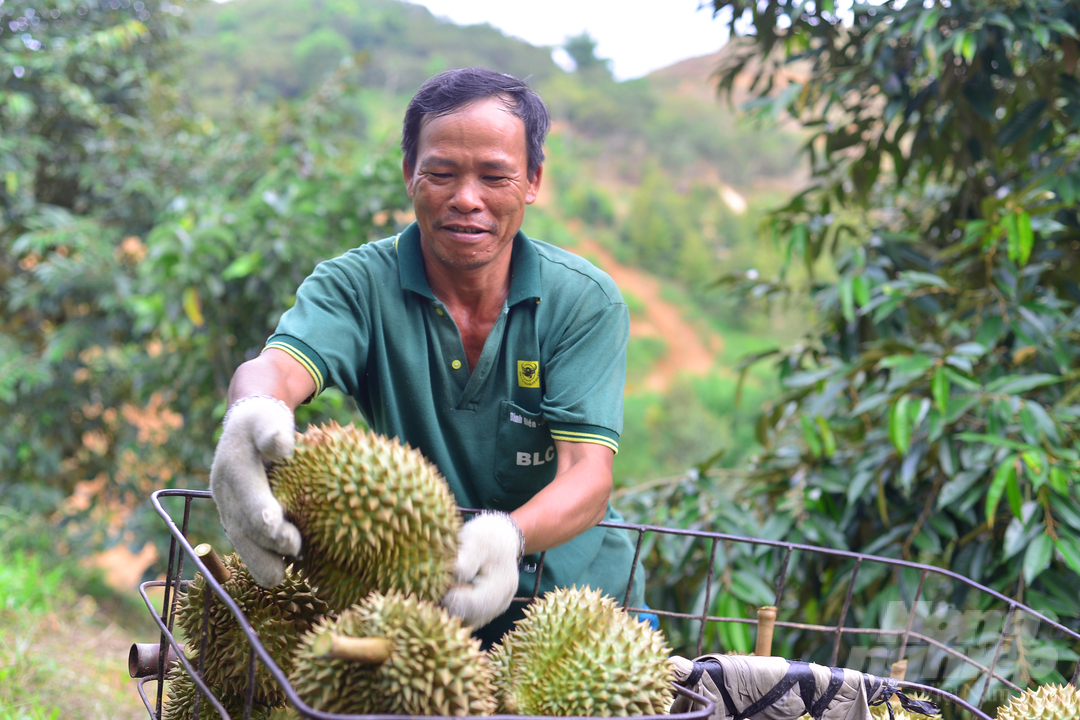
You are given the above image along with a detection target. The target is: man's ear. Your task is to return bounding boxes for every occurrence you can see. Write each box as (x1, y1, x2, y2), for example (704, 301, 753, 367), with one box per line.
(402, 158, 415, 198)
(525, 164, 543, 205)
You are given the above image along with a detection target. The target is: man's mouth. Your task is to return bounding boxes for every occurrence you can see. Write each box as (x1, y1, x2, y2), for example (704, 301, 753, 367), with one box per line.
(442, 225, 488, 235)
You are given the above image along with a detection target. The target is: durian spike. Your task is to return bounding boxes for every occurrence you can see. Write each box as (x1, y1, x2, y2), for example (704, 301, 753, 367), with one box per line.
(755, 606, 777, 657)
(194, 543, 232, 584)
(312, 634, 392, 664)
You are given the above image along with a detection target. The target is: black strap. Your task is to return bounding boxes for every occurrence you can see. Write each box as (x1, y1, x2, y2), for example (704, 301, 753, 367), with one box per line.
(735, 661, 816, 720)
(864, 675, 882, 703)
(680, 662, 706, 691)
(897, 691, 939, 717)
(809, 666, 847, 719)
(700, 660, 740, 718)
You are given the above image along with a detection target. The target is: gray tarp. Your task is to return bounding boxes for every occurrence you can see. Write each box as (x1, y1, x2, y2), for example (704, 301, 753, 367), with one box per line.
(670, 655, 938, 720)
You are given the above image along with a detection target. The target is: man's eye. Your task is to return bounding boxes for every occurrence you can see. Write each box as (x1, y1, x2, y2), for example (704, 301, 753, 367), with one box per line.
(484, 176, 507, 182)
(429, 173, 452, 179)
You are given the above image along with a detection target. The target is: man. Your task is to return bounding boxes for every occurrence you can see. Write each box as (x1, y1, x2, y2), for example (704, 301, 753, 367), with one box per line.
(209, 67, 643, 646)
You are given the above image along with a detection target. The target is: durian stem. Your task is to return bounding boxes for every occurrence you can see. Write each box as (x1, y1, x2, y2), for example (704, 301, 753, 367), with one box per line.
(194, 543, 232, 584)
(891, 659, 907, 681)
(755, 606, 777, 657)
(312, 634, 392, 664)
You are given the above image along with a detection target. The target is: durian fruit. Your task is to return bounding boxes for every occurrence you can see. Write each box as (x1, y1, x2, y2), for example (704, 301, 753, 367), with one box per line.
(489, 585, 673, 716)
(161, 661, 276, 720)
(288, 590, 497, 716)
(867, 691, 935, 720)
(174, 550, 329, 709)
(268, 422, 460, 612)
(996, 684, 1080, 720)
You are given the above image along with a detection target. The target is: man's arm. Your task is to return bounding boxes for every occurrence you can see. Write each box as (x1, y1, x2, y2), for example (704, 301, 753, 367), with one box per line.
(209, 348, 316, 588)
(228, 348, 317, 410)
(511, 440, 613, 554)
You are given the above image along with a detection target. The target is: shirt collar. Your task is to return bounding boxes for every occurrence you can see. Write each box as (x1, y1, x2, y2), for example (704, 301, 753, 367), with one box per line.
(396, 222, 542, 306)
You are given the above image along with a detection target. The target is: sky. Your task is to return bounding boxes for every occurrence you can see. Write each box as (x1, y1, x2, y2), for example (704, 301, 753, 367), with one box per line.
(408, 1, 735, 81)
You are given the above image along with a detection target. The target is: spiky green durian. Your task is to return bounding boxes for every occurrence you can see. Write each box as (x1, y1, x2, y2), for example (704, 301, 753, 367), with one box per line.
(288, 590, 497, 717)
(174, 553, 329, 708)
(268, 422, 460, 611)
(161, 661, 276, 720)
(997, 684, 1080, 720)
(489, 586, 673, 716)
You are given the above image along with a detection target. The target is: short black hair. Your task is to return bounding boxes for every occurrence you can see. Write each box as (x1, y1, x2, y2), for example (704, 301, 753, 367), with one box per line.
(402, 67, 551, 179)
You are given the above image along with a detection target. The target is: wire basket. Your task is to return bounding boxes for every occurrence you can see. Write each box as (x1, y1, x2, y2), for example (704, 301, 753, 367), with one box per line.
(130, 489, 1080, 720)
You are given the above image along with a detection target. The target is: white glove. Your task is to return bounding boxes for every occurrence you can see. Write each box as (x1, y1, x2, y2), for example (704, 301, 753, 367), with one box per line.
(209, 395, 302, 588)
(441, 511, 524, 628)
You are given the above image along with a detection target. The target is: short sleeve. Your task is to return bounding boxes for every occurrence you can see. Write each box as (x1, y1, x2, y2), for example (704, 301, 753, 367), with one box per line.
(541, 296, 629, 453)
(265, 253, 372, 399)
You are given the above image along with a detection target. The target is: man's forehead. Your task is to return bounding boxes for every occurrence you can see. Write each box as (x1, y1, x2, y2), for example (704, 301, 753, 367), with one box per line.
(417, 94, 521, 131)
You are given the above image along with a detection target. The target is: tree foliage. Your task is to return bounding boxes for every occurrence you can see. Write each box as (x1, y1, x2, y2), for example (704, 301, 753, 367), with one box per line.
(1, 4, 410, 564)
(709, 0, 1080, 695)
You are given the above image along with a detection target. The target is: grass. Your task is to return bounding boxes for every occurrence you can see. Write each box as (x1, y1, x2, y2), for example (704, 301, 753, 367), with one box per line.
(0, 508, 150, 720)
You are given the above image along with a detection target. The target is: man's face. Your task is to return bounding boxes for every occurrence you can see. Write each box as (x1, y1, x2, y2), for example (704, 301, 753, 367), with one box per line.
(404, 96, 542, 274)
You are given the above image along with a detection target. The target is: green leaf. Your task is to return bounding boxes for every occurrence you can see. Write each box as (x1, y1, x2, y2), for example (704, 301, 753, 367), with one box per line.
(783, 366, 837, 388)
(1006, 471, 1024, 519)
(221, 251, 263, 281)
(943, 368, 981, 391)
(1023, 534, 1053, 585)
(890, 395, 912, 456)
(985, 373, 1061, 394)
(1016, 211, 1034, 266)
(1005, 211, 1021, 263)
(852, 275, 871, 307)
(956, 433, 1032, 452)
(840, 276, 855, 323)
(1055, 533, 1080, 576)
(1049, 466, 1069, 495)
(986, 455, 1017, 527)
(879, 354, 936, 375)
(801, 416, 823, 458)
(816, 415, 837, 457)
(961, 33, 977, 64)
(897, 271, 951, 288)
(932, 366, 949, 415)
(938, 469, 984, 509)
(851, 392, 892, 415)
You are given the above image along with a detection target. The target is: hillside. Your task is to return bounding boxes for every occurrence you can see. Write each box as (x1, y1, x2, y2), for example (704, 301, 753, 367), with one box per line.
(183, 0, 561, 114)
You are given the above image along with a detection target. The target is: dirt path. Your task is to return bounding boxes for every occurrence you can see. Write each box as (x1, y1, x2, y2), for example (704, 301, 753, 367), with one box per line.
(571, 238, 722, 392)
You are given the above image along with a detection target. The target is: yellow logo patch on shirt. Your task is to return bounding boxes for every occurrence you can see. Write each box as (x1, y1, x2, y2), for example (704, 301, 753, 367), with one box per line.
(517, 360, 540, 388)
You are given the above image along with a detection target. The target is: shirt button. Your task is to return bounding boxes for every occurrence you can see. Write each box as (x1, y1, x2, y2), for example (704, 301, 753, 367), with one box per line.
(435, 307, 444, 316)
(451, 360, 462, 370)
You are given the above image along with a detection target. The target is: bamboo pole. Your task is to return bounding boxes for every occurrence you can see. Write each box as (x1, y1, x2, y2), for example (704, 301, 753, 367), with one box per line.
(194, 543, 231, 584)
(755, 606, 777, 657)
(312, 634, 392, 664)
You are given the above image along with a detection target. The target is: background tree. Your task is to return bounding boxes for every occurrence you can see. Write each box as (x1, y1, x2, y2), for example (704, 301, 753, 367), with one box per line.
(563, 31, 613, 79)
(1, 2, 410, 560)
(707, 0, 1080, 699)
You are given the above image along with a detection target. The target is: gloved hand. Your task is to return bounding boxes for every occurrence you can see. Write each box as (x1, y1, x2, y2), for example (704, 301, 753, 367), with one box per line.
(209, 395, 302, 588)
(442, 511, 524, 628)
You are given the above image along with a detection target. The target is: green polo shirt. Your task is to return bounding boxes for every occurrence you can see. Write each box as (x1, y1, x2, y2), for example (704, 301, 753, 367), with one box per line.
(265, 223, 643, 637)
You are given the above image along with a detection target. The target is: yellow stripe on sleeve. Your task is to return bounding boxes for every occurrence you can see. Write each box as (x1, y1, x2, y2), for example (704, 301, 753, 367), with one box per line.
(263, 342, 325, 395)
(549, 429, 619, 454)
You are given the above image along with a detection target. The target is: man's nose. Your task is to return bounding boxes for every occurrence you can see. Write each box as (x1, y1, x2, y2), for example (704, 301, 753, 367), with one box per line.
(449, 177, 483, 213)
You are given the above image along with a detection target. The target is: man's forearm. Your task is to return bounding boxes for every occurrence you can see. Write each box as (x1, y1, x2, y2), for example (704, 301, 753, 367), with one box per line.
(228, 349, 316, 410)
(510, 441, 613, 555)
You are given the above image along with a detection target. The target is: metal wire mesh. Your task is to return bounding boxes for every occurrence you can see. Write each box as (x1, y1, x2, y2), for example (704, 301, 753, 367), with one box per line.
(132, 489, 1080, 720)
